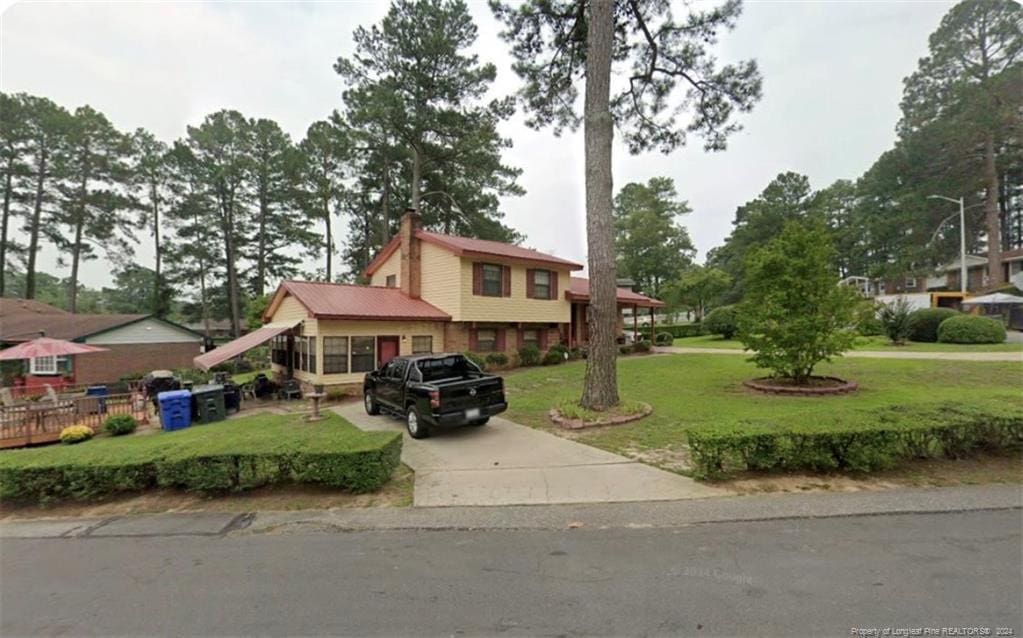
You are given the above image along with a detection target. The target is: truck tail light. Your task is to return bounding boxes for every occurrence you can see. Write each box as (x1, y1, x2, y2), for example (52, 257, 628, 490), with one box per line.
(429, 390, 440, 409)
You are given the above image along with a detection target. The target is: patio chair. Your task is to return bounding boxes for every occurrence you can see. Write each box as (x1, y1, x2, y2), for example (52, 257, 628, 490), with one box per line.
(240, 382, 257, 401)
(0, 387, 21, 408)
(277, 379, 302, 401)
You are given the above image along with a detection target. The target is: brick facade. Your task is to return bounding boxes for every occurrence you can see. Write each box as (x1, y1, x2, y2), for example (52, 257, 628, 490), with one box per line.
(443, 322, 567, 356)
(71, 342, 202, 385)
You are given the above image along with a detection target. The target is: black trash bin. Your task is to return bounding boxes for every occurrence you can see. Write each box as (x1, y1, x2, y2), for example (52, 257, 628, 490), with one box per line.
(191, 384, 226, 424)
(222, 381, 241, 413)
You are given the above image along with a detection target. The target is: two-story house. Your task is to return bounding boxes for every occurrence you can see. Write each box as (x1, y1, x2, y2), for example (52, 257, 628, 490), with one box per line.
(194, 210, 663, 389)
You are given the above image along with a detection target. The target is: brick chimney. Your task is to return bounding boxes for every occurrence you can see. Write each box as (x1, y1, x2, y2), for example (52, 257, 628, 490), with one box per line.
(399, 208, 422, 299)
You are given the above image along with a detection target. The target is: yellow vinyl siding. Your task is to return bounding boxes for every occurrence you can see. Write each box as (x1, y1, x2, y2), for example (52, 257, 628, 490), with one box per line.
(418, 241, 463, 319)
(270, 294, 311, 324)
(369, 250, 401, 288)
(458, 261, 572, 323)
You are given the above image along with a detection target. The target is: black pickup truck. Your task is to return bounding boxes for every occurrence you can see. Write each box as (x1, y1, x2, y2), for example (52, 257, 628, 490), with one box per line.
(363, 353, 508, 438)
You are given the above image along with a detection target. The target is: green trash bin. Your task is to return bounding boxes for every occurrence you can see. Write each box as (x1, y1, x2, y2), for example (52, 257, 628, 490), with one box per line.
(191, 384, 226, 424)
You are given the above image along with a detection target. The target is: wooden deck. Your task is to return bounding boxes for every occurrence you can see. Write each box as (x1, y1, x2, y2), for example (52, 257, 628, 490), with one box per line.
(0, 393, 149, 449)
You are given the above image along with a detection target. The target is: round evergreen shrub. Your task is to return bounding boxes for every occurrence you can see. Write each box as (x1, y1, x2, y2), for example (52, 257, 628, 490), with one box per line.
(633, 340, 651, 353)
(542, 350, 564, 366)
(655, 331, 674, 346)
(517, 344, 541, 366)
(60, 425, 94, 445)
(937, 315, 1006, 344)
(907, 307, 959, 343)
(703, 305, 738, 339)
(462, 351, 487, 371)
(484, 352, 509, 367)
(103, 414, 138, 436)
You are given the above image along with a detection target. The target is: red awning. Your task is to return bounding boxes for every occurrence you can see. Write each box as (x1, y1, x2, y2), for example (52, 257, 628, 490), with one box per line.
(192, 320, 299, 371)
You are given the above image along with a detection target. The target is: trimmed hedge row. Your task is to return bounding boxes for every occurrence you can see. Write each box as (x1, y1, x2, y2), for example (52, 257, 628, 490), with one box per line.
(686, 403, 1023, 479)
(657, 324, 705, 339)
(0, 422, 402, 503)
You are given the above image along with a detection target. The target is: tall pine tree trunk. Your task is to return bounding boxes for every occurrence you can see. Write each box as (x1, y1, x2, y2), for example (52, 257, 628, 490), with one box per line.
(983, 133, 1003, 287)
(580, 0, 619, 411)
(69, 220, 84, 313)
(410, 145, 422, 212)
(1, 156, 13, 297)
(25, 148, 47, 300)
(151, 183, 161, 315)
(68, 169, 89, 314)
(256, 191, 268, 297)
(324, 196, 332, 281)
(380, 160, 391, 244)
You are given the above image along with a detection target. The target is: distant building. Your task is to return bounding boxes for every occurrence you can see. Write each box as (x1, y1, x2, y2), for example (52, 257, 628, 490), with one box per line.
(0, 299, 204, 386)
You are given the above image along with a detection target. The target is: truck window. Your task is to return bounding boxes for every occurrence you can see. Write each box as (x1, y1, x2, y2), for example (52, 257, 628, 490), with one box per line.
(416, 356, 481, 383)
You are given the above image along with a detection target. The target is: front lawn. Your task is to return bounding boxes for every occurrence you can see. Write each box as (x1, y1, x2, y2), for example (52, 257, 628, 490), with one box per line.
(672, 334, 1023, 352)
(0, 412, 402, 502)
(503, 354, 1023, 476)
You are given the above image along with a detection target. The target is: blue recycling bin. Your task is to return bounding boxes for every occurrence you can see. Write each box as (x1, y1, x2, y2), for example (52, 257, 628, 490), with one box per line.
(158, 390, 193, 431)
(85, 385, 108, 414)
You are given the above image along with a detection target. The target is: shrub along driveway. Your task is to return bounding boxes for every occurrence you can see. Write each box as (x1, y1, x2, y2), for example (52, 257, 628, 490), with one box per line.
(332, 403, 725, 506)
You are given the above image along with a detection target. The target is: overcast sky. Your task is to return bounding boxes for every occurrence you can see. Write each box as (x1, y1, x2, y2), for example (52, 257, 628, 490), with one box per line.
(0, 0, 952, 290)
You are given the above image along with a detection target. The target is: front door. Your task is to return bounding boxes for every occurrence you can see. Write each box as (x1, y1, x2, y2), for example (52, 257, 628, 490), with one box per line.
(377, 336, 400, 368)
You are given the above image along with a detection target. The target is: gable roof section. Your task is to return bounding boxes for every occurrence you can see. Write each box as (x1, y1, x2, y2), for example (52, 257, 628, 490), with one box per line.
(364, 230, 584, 276)
(566, 277, 665, 308)
(265, 280, 451, 322)
(0, 312, 148, 343)
(0, 298, 70, 317)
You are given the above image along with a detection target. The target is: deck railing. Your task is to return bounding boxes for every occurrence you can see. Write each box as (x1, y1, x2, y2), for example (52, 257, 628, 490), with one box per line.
(0, 392, 149, 449)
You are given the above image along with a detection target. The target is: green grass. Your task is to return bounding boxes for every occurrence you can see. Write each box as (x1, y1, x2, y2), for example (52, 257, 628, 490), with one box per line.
(0, 412, 402, 501)
(232, 368, 271, 385)
(503, 354, 1023, 459)
(672, 334, 1023, 352)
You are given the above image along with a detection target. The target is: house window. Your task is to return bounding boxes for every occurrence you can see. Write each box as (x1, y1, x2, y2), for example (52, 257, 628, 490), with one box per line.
(533, 270, 551, 299)
(476, 329, 497, 352)
(482, 264, 503, 297)
(905, 277, 916, 289)
(30, 355, 58, 375)
(412, 336, 433, 354)
(323, 337, 348, 374)
(306, 336, 316, 374)
(385, 274, 397, 288)
(351, 337, 376, 373)
(520, 329, 540, 349)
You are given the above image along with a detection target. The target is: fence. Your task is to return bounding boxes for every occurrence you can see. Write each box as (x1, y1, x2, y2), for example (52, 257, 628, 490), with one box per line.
(0, 392, 149, 449)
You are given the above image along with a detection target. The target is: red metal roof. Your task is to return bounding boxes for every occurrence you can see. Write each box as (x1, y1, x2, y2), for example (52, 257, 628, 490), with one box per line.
(271, 280, 451, 322)
(194, 321, 298, 371)
(364, 230, 584, 276)
(567, 277, 665, 308)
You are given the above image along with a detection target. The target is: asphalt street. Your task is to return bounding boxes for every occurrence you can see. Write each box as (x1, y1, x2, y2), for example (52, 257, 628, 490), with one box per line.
(2, 508, 1020, 637)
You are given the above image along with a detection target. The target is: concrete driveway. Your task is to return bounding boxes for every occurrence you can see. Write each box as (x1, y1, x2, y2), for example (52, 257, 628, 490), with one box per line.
(333, 403, 724, 507)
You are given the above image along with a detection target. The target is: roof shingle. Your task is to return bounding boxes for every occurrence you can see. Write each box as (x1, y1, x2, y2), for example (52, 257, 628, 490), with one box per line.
(277, 281, 451, 321)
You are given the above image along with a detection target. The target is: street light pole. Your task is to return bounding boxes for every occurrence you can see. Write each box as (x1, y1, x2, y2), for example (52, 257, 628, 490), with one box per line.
(929, 195, 967, 295)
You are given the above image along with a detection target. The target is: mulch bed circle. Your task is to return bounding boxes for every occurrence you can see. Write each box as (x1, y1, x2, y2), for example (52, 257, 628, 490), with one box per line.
(743, 376, 858, 396)
(548, 402, 653, 430)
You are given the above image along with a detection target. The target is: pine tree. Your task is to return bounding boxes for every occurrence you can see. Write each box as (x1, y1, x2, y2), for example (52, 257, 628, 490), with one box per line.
(131, 128, 173, 315)
(492, 0, 762, 409)
(49, 105, 137, 312)
(899, 0, 1022, 285)
(0, 93, 32, 297)
(296, 118, 349, 281)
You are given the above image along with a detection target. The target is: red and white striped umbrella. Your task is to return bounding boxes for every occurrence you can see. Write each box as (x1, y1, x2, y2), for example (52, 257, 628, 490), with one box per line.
(0, 337, 108, 361)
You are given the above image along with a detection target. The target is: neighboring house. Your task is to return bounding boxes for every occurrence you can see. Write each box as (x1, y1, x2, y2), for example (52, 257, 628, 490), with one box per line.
(0, 298, 204, 386)
(182, 319, 247, 340)
(842, 250, 1023, 299)
(194, 210, 664, 389)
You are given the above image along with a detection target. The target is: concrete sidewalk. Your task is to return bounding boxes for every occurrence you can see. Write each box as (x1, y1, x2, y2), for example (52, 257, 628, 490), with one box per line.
(332, 403, 724, 507)
(659, 345, 1023, 362)
(2, 484, 1018, 539)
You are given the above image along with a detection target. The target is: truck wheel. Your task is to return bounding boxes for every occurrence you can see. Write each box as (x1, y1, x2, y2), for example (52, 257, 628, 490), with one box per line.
(470, 418, 489, 426)
(406, 406, 429, 439)
(364, 392, 380, 415)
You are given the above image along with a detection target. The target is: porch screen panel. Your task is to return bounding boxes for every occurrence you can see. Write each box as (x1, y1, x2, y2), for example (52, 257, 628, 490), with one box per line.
(351, 337, 375, 372)
(323, 337, 348, 374)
